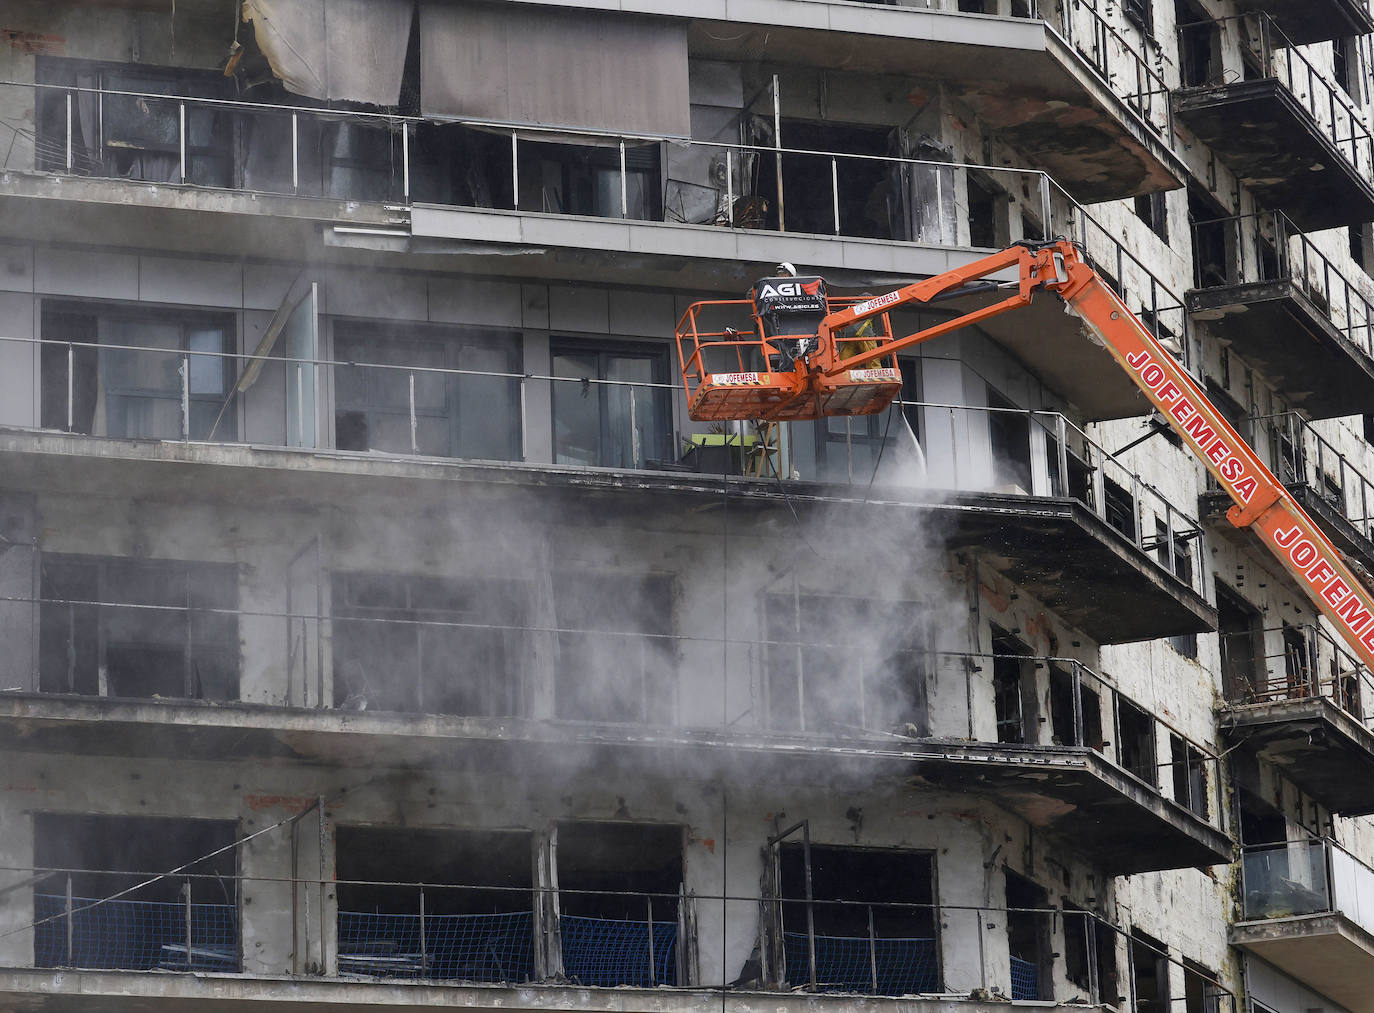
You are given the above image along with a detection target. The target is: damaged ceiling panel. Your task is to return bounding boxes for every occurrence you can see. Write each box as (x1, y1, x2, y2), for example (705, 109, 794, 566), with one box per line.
(241, 0, 413, 106)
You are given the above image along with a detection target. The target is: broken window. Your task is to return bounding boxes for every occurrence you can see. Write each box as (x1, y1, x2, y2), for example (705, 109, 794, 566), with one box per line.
(752, 120, 895, 239)
(556, 821, 684, 987)
(992, 628, 1037, 744)
(552, 571, 676, 724)
(38, 554, 239, 700)
(1133, 192, 1169, 242)
(551, 341, 672, 470)
(1044, 432, 1093, 502)
(764, 593, 931, 735)
(33, 814, 239, 972)
(1282, 623, 1317, 697)
(1116, 697, 1157, 786)
(333, 321, 521, 460)
(1177, 1, 1221, 88)
(1188, 185, 1233, 288)
(1170, 734, 1210, 819)
(1154, 520, 1197, 657)
(967, 172, 1002, 249)
(41, 301, 236, 441)
(1102, 477, 1138, 541)
(331, 571, 530, 716)
(1049, 665, 1104, 749)
(35, 58, 233, 184)
(1130, 930, 1171, 1013)
(776, 843, 939, 994)
(1005, 871, 1051, 1000)
(1183, 958, 1222, 1013)
(334, 826, 534, 982)
(987, 388, 1032, 493)
(1216, 584, 1263, 701)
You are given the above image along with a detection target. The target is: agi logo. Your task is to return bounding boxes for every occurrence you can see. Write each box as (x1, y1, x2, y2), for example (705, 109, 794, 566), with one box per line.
(758, 279, 824, 299)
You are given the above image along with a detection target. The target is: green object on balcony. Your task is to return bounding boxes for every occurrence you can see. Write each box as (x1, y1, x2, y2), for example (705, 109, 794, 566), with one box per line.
(686, 434, 757, 448)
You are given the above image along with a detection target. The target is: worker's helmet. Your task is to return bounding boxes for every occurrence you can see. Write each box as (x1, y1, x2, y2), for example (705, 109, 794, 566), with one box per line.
(775, 262, 798, 277)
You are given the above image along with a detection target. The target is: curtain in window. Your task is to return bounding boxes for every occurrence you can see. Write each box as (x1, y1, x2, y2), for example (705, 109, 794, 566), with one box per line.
(241, 0, 413, 106)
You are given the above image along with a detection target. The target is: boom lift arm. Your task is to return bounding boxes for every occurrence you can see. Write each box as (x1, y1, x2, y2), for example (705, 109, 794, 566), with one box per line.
(676, 240, 1374, 674)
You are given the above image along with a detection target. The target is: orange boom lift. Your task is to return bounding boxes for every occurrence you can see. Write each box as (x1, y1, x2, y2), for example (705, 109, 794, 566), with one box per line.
(675, 239, 1374, 674)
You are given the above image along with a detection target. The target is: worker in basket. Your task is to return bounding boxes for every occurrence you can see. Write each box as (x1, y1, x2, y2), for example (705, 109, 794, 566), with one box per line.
(750, 262, 826, 372)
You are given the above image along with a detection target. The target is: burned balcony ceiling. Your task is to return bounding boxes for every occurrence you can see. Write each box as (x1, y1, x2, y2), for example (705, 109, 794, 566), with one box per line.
(0, 431, 1216, 646)
(1173, 81, 1374, 232)
(1186, 279, 1374, 419)
(1230, 0, 1374, 45)
(1222, 698, 1374, 816)
(0, 695, 1231, 876)
(683, 18, 1184, 204)
(1232, 916, 1374, 1013)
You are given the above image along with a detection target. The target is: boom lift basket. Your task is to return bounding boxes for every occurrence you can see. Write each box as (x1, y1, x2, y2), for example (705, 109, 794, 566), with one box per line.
(674, 297, 903, 422)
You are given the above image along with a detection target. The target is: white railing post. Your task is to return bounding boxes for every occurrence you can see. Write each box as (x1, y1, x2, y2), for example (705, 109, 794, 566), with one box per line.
(178, 102, 187, 183)
(620, 140, 629, 219)
(402, 120, 411, 202)
(65, 91, 74, 171)
(291, 113, 299, 193)
(831, 156, 840, 235)
(511, 131, 520, 210)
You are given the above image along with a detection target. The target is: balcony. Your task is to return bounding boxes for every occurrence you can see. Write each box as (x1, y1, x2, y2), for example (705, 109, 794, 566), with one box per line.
(1258, 412, 1374, 568)
(472, 0, 1184, 202)
(1235, 840, 1374, 1013)
(0, 71, 1190, 421)
(1187, 212, 1374, 418)
(1229, 0, 1374, 45)
(1219, 623, 1374, 815)
(0, 866, 1240, 1011)
(1173, 16, 1374, 232)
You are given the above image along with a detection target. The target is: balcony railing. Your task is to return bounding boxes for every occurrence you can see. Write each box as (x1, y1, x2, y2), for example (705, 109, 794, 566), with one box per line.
(1192, 211, 1374, 361)
(0, 78, 1191, 370)
(1057, 0, 1173, 137)
(1241, 838, 1374, 934)
(1182, 13, 1374, 185)
(1, 335, 1204, 597)
(8, 577, 1225, 830)
(1225, 621, 1374, 728)
(11, 865, 1236, 1009)
(1256, 411, 1374, 547)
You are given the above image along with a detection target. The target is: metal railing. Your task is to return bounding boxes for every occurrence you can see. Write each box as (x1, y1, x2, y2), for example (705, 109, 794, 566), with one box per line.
(1192, 211, 1374, 361)
(1256, 411, 1374, 547)
(1180, 13, 1374, 185)
(1225, 622, 1374, 727)
(7, 582, 1224, 829)
(1241, 838, 1374, 939)
(1056, 0, 1173, 137)
(802, 398, 1205, 595)
(10, 865, 1237, 1010)
(0, 78, 1193, 372)
(3, 335, 1201, 592)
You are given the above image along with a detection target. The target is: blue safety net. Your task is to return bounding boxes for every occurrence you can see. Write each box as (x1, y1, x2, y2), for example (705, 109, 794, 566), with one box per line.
(783, 931, 939, 995)
(34, 893, 238, 971)
(336, 909, 533, 982)
(560, 914, 677, 987)
(1010, 955, 1040, 999)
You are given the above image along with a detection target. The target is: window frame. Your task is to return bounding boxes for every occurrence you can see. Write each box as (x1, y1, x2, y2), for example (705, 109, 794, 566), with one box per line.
(550, 338, 674, 470)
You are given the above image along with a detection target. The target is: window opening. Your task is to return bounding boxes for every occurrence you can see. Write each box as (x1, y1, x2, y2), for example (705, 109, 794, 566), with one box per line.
(1116, 697, 1157, 786)
(551, 340, 672, 470)
(1282, 623, 1317, 697)
(764, 592, 931, 735)
(987, 388, 1032, 493)
(1176, 0, 1220, 87)
(1102, 477, 1137, 541)
(1049, 665, 1104, 749)
(518, 138, 661, 221)
(776, 842, 939, 994)
(992, 628, 1036, 744)
(335, 827, 534, 982)
(33, 814, 239, 972)
(1133, 192, 1168, 242)
(1184, 959, 1222, 1013)
(967, 173, 1001, 248)
(331, 571, 530, 716)
(1155, 520, 1198, 657)
(1170, 734, 1210, 819)
(1044, 432, 1093, 502)
(552, 571, 676, 724)
(1004, 871, 1051, 1000)
(1216, 584, 1262, 701)
(1237, 787, 1286, 845)
(556, 821, 684, 987)
(333, 321, 521, 461)
(38, 554, 238, 700)
(41, 301, 236, 441)
(752, 120, 894, 239)
(1188, 185, 1232, 288)
(1130, 930, 1170, 1013)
